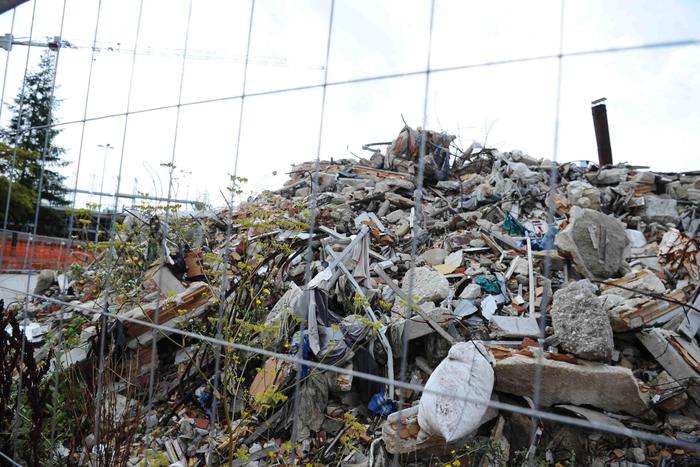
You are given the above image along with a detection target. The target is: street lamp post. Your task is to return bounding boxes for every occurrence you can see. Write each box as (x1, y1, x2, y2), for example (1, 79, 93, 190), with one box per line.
(95, 143, 113, 241)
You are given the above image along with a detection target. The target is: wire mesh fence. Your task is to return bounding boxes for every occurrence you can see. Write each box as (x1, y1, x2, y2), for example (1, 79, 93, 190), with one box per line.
(1, 0, 699, 465)
(0, 230, 91, 271)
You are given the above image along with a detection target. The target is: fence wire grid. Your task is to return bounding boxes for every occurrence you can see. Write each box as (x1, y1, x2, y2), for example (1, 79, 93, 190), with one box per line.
(0, 0, 699, 465)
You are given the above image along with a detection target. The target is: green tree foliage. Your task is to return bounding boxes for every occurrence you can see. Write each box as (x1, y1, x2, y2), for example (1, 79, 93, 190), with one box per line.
(3, 50, 68, 207)
(0, 143, 39, 226)
(0, 175, 35, 225)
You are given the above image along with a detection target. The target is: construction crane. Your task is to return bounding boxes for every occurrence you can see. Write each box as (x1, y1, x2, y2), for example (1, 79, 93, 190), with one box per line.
(0, 33, 63, 51)
(0, 33, 324, 70)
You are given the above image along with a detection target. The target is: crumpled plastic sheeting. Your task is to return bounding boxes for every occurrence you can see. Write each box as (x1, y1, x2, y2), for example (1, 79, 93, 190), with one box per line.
(341, 314, 369, 344)
(503, 212, 527, 237)
(368, 392, 396, 416)
(351, 233, 371, 287)
(317, 325, 353, 365)
(297, 372, 329, 439)
(262, 283, 304, 341)
(474, 276, 501, 295)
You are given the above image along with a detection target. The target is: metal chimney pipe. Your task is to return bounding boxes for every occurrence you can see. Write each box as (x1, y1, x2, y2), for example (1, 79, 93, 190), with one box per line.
(591, 97, 613, 167)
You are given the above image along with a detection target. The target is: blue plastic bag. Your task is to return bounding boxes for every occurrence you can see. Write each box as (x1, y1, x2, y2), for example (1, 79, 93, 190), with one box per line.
(368, 392, 396, 416)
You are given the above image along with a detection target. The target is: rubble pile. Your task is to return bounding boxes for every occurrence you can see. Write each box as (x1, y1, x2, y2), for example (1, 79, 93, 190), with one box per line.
(4, 124, 700, 466)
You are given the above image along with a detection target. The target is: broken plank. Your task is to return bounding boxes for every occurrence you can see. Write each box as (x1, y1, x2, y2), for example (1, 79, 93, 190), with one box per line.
(318, 225, 387, 261)
(373, 263, 404, 298)
(480, 230, 504, 255)
(611, 284, 695, 331)
(121, 283, 211, 338)
(637, 328, 700, 405)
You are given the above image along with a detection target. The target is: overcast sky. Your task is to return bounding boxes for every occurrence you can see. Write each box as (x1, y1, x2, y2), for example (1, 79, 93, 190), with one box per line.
(0, 0, 698, 209)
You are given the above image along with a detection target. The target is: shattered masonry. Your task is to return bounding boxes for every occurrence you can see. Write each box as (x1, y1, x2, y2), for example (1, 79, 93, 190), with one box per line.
(5, 124, 700, 466)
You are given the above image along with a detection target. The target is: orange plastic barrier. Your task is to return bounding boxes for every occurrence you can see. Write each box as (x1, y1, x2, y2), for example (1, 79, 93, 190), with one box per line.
(0, 232, 92, 271)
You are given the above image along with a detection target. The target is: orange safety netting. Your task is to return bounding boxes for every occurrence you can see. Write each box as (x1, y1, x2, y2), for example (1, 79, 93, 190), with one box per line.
(1, 235, 92, 271)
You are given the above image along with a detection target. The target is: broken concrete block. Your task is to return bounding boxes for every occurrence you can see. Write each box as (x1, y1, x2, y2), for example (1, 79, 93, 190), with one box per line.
(601, 270, 666, 299)
(566, 180, 601, 210)
(401, 267, 449, 303)
(629, 447, 646, 464)
(454, 299, 478, 317)
(389, 307, 453, 346)
(643, 196, 679, 225)
(315, 172, 338, 192)
(505, 256, 529, 278)
(600, 292, 627, 311)
(667, 413, 699, 432)
(551, 280, 614, 361)
(461, 174, 485, 192)
(489, 316, 540, 339)
(688, 187, 700, 202)
(295, 187, 310, 197)
(678, 309, 700, 340)
(504, 160, 539, 183)
(12, 321, 46, 343)
(480, 295, 498, 320)
(33, 269, 56, 295)
(337, 178, 372, 189)
(634, 171, 656, 184)
(651, 371, 688, 412)
(143, 263, 186, 295)
(436, 180, 460, 191)
(395, 221, 410, 237)
(446, 250, 464, 269)
(382, 405, 437, 455)
(59, 346, 87, 369)
(459, 283, 481, 300)
(625, 229, 647, 248)
(385, 192, 414, 208)
(377, 199, 391, 217)
(494, 355, 648, 415)
(375, 178, 415, 193)
(554, 206, 629, 280)
(590, 168, 628, 185)
(385, 209, 407, 224)
(469, 238, 486, 248)
(418, 248, 447, 266)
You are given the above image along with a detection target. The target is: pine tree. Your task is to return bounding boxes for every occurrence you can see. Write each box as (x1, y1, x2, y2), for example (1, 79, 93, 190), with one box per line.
(4, 49, 68, 206)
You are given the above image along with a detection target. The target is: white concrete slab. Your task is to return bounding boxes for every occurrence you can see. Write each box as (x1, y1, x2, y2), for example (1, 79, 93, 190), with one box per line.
(0, 273, 37, 302)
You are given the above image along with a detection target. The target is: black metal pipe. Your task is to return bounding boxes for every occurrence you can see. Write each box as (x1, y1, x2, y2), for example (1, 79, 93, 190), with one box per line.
(591, 98, 613, 166)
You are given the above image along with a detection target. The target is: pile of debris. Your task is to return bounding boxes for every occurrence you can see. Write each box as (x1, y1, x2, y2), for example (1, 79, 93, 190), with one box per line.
(3, 124, 700, 466)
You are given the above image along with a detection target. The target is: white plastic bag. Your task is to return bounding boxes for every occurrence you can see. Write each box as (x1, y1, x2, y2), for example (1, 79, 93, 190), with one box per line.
(417, 341, 494, 442)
